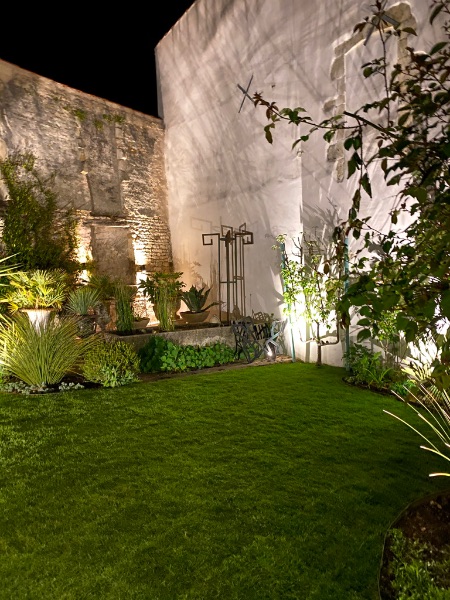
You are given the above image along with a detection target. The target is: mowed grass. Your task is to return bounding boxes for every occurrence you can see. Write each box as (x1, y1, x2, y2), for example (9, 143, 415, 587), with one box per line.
(0, 362, 447, 600)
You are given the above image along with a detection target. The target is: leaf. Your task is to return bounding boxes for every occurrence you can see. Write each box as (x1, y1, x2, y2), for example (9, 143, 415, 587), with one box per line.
(430, 3, 444, 24)
(360, 173, 372, 197)
(264, 125, 273, 144)
(401, 27, 417, 36)
(344, 137, 354, 151)
(387, 174, 401, 186)
(347, 157, 357, 179)
(406, 186, 427, 202)
(357, 317, 372, 326)
(395, 313, 410, 332)
(430, 41, 448, 54)
(357, 329, 372, 342)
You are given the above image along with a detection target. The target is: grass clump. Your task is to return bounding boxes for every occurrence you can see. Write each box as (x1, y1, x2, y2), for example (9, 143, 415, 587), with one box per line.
(0, 312, 98, 387)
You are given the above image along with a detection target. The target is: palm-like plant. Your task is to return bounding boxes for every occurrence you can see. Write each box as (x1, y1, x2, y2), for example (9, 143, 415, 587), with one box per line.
(4, 269, 69, 311)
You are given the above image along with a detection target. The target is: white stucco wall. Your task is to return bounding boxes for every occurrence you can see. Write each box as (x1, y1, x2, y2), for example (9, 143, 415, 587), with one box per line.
(156, 0, 443, 365)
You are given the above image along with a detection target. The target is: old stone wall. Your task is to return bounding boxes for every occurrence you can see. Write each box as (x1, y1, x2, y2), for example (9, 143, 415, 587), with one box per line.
(0, 58, 173, 302)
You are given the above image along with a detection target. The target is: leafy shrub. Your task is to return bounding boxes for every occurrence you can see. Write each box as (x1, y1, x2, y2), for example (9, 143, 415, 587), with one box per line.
(138, 272, 184, 331)
(138, 336, 172, 373)
(0, 151, 79, 273)
(138, 337, 235, 373)
(0, 313, 98, 386)
(82, 339, 140, 387)
(344, 343, 405, 391)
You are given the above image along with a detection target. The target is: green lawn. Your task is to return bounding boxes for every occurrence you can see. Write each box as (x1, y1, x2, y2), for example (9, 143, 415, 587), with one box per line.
(0, 362, 447, 599)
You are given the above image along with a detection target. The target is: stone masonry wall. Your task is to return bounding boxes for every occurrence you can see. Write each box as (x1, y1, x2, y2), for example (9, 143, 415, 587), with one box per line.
(0, 58, 173, 305)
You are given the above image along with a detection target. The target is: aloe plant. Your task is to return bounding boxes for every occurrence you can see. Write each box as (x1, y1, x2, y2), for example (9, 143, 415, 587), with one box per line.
(181, 285, 218, 313)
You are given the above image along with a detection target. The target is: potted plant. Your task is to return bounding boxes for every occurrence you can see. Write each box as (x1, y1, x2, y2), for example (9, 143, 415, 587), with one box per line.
(4, 268, 70, 330)
(138, 271, 184, 331)
(180, 284, 219, 325)
(65, 285, 102, 337)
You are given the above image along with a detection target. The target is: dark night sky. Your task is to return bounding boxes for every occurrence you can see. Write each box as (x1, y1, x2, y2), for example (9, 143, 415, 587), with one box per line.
(0, 2, 197, 118)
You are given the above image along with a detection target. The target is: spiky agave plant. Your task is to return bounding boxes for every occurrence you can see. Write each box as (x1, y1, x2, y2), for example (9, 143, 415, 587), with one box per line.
(0, 312, 99, 386)
(65, 286, 102, 316)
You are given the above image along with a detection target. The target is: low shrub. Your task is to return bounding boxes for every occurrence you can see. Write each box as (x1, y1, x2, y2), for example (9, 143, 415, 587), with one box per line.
(138, 336, 235, 373)
(138, 336, 172, 373)
(344, 342, 408, 393)
(82, 339, 140, 387)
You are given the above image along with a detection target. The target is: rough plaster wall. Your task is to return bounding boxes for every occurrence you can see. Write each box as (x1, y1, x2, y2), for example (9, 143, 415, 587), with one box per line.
(0, 59, 173, 299)
(156, 0, 443, 365)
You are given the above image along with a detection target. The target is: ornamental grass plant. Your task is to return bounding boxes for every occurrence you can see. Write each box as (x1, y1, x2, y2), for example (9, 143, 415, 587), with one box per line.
(0, 362, 447, 599)
(0, 312, 99, 386)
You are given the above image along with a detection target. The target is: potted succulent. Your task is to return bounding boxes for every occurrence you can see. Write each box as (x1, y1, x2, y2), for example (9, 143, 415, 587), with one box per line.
(180, 284, 219, 325)
(138, 271, 184, 331)
(65, 285, 102, 337)
(4, 268, 70, 330)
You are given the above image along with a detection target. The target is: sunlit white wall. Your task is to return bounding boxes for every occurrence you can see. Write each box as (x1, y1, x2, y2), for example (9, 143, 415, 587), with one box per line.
(156, 0, 443, 365)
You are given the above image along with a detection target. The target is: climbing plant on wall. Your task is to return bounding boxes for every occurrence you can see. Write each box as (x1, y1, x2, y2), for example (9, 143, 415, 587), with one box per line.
(253, 0, 450, 385)
(0, 151, 79, 274)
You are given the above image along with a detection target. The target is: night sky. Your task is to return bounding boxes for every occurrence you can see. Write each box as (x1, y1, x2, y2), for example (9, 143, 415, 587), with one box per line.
(0, 1, 197, 118)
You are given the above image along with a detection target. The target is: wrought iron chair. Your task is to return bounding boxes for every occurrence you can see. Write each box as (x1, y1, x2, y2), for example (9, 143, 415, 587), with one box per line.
(231, 316, 286, 363)
(264, 318, 287, 361)
(231, 316, 267, 363)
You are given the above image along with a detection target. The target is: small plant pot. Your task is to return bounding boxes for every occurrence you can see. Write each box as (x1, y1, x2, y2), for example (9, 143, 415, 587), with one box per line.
(180, 310, 209, 325)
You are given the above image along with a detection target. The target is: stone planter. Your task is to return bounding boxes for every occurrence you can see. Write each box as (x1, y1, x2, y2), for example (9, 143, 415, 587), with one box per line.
(20, 308, 54, 331)
(132, 318, 149, 330)
(180, 310, 210, 325)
